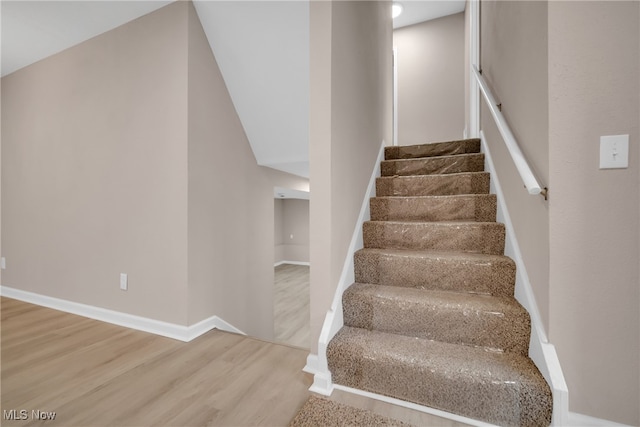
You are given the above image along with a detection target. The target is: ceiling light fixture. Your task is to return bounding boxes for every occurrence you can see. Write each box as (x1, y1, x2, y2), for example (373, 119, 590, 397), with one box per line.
(392, 2, 403, 19)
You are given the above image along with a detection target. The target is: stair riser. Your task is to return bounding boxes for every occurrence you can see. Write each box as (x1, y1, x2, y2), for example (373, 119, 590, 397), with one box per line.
(370, 195, 496, 222)
(381, 154, 484, 177)
(376, 173, 490, 197)
(343, 285, 530, 355)
(354, 250, 516, 297)
(385, 139, 480, 160)
(363, 222, 505, 255)
(327, 328, 552, 427)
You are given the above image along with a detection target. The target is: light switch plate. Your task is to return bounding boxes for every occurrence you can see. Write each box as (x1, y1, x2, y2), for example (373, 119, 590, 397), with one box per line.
(600, 135, 629, 169)
(120, 273, 128, 291)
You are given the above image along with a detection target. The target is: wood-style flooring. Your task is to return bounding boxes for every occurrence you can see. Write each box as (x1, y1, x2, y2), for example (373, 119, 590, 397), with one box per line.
(1, 297, 312, 427)
(2, 295, 470, 427)
(273, 264, 309, 349)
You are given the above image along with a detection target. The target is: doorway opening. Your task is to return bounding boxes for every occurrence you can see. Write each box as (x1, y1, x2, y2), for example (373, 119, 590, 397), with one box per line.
(273, 187, 310, 348)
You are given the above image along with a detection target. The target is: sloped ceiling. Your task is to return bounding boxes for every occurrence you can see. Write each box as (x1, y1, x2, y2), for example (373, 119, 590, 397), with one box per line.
(193, 1, 309, 178)
(1, 0, 465, 178)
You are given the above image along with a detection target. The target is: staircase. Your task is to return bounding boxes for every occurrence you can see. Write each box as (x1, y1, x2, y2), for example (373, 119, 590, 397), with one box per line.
(326, 139, 553, 426)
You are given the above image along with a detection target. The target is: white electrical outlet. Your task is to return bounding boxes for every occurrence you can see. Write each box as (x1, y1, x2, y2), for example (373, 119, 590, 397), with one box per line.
(600, 135, 629, 169)
(1, 257, 5, 270)
(120, 273, 128, 291)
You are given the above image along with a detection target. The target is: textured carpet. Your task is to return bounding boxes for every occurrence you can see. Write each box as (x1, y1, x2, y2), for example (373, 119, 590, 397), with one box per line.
(289, 395, 411, 427)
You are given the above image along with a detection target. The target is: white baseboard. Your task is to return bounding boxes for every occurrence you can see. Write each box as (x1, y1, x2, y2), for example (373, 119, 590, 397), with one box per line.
(274, 260, 310, 267)
(479, 131, 569, 426)
(0, 285, 245, 341)
(567, 412, 632, 427)
(303, 353, 320, 375)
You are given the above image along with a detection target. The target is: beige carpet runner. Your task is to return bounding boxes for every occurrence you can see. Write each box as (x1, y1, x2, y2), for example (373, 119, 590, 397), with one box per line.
(326, 139, 553, 426)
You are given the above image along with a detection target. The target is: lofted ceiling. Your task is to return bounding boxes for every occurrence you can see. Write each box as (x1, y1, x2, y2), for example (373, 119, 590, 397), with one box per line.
(1, 0, 465, 179)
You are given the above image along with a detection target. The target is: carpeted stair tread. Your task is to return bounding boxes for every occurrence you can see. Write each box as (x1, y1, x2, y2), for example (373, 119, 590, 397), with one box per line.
(326, 140, 552, 425)
(376, 172, 490, 197)
(343, 283, 530, 355)
(385, 139, 480, 160)
(363, 220, 505, 254)
(327, 327, 552, 427)
(370, 194, 496, 222)
(289, 395, 412, 427)
(381, 153, 485, 177)
(354, 248, 516, 296)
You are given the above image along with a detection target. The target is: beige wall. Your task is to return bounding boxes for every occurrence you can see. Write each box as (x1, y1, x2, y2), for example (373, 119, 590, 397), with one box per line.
(480, 0, 550, 332)
(309, 0, 392, 353)
(275, 199, 310, 264)
(1, 1, 311, 342)
(186, 1, 272, 329)
(394, 13, 465, 144)
(1, 2, 191, 324)
(480, 1, 639, 423)
(548, 2, 639, 424)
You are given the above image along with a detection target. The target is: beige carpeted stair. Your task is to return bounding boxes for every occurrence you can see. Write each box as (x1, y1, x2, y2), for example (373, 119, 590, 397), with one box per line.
(327, 138, 552, 426)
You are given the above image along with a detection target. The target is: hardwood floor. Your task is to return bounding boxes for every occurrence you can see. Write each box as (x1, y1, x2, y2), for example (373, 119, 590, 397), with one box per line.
(1, 297, 313, 427)
(273, 264, 309, 349)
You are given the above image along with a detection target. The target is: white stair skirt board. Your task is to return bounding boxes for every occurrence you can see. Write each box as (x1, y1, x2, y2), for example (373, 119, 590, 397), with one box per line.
(0, 285, 245, 342)
(274, 260, 310, 267)
(479, 131, 569, 426)
(310, 139, 386, 396)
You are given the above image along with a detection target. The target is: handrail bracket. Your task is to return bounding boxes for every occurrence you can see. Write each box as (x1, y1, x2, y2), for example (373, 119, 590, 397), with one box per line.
(540, 187, 548, 201)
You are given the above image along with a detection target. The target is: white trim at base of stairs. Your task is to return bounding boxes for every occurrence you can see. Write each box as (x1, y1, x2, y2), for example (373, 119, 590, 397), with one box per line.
(566, 412, 633, 427)
(0, 285, 245, 342)
(274, 260, 310, 267)
(479, 131, 569, 426)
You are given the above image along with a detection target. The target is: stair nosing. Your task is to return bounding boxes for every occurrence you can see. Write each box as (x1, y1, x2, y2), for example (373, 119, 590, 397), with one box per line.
(332, 326, 541, 375)
(371, 193, 496, 200)
(376, 171, 489, 179)
(381, 152, 484, 164)
(347, 282, 525, 312)
(365, 220, 504, 226)
(355, 247, 513, 259)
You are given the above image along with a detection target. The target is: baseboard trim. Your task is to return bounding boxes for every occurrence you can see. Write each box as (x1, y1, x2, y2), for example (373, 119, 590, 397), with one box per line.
(274, 260, 310, 267)
(333, 385, 498, 427)
(567, 412, 632, 427)
(303, 353, 320, 375)
(0, 285, 245, 341)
